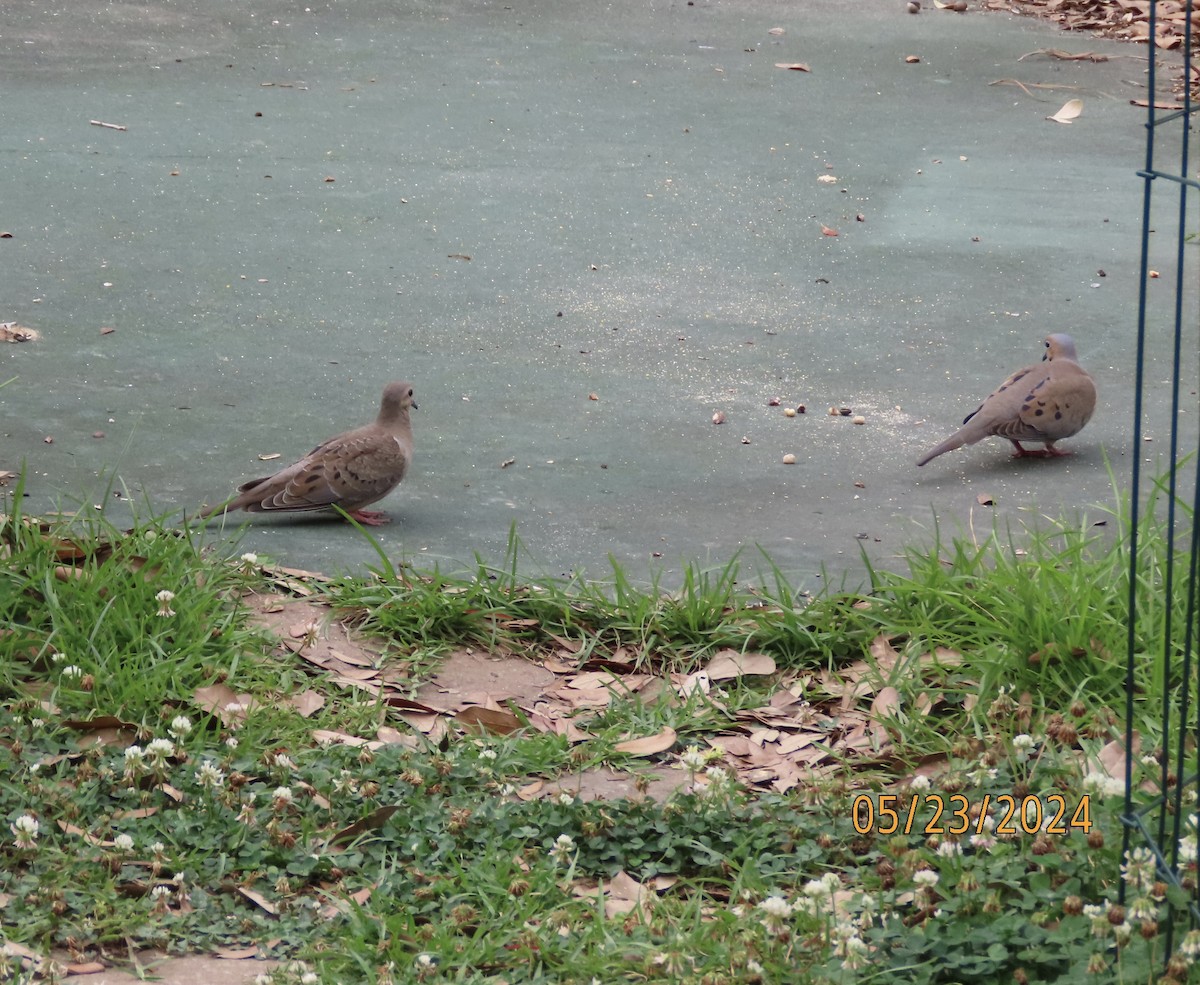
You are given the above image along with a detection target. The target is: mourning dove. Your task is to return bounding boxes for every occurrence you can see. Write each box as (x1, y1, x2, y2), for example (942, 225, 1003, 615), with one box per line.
(198, 381, 416, 525)
(916, 334, 1095, 467)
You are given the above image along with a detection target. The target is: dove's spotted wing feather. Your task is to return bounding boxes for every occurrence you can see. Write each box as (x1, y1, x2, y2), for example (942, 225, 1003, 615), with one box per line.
(198, 380, 416, 521)
(916, 335, 1095, 466)
(234, 428, 410, 514)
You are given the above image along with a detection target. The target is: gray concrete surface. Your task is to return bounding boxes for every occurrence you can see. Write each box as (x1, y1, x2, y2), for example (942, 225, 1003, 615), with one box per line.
(2, 0, 1195, 590)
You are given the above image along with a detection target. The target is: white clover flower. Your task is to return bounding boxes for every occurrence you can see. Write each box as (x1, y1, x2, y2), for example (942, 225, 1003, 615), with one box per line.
(1122, 846, 1157, 894)
(113, 833, 135, 852)
(195, 761, 225, 790)
(154, 589, 176, 617)
(146, 738, 176, 763)
(1113, 920, 1133, 947)
(30, 718, 45, 729)
(150, 885, 172, 900)
(224, 701, 246, 715)
(498, 783, 518, 797)
(680, 745, 708, 772)
(239, 552, 259, 569)
(913, 869, 939, 890)
(333, 770, 357, 794)
(747, 959, 764, 976)
(61, 665, 83, 679)
(1128, 896, 1158, 922)
(556, 792, 575, 806)
(272, 786, 294, 807)
(908, 774, 931, 791)
(1179, 929, 1200, 961)
(1081, 771, 1124, 798)
(1012, 733, 1035, 762)
(415, 953, 436, 969)
(839, 934, 870, 970)
(50, 652, 65, 663)
(936, 840, 963, 858)
(124, 745, 146, 764)
(151, 842, 166, 856)
(11, 814, 39, 848)
(549, 833, 576, 864)
(758, 894, 792, 932)
(479, 748, 498, 761)
(1084, 903, 1110, 938)
(273, 753, 296, 771)
(970, 831, 997, 851)
(172, 871, 186, 887)
(168, 716, 192, 738)
(225, 736, 239, 750)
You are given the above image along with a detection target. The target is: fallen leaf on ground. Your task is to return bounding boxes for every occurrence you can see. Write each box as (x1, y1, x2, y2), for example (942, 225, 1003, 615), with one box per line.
(1047, 98, 1083, 124)
(706, 649, 776, 680)
(614, 726, 677, 756)
(238, 887, 279, 916)
(326, 806, 402, 848)
(456, 705, 525, 734)
(774, 62, 811, 72)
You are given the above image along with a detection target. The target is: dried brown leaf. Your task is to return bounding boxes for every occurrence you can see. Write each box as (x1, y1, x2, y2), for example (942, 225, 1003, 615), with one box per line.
(326, 805, 402, 848)
(516, 780, 545, 801)
(288, 690, 325, 717)
(871, 686, 902, 720)
(237, 887, 279, 916)
(1047, 98, 1084, 124)
(614, 726, 677, 756)
(705, 649, 776, 681)
(214, 947, 261, 960)
(456, 705, 524, 735)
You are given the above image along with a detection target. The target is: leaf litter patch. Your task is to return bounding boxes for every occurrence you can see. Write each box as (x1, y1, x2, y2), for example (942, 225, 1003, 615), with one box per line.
(241, 575, 986, 800)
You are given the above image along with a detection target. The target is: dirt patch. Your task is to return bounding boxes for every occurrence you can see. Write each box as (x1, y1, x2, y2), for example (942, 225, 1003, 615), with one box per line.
(61, 953, 278, 984)
(415, 647, 556, 708)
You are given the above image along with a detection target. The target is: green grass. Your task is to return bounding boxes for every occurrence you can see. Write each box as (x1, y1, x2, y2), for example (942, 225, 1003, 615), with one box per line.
(2, 480, 1199, 984)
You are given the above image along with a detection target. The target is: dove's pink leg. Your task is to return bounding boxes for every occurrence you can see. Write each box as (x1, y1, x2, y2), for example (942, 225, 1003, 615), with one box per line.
(348, 509, 392, 526)
(1009, 441, 1068, 459)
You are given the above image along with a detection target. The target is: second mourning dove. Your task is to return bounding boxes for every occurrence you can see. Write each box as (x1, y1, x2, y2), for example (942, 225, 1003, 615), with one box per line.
(916, 334, 1095, 467)
(198, 381, 416, 525)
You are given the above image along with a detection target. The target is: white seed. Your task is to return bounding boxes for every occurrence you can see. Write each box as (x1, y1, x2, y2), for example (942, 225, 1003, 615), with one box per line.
(784, 407, 796, 418)
(782, 453, 797, 465)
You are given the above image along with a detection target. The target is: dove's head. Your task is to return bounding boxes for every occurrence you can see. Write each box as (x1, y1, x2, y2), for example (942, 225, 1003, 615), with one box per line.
(1043, 334, 1078, 363)
(379, 381, 417, 420)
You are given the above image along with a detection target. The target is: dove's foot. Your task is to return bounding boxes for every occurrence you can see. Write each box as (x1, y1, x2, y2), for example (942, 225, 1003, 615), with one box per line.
(1010, 442, 1068, 459)
(348, 509, 392, 526)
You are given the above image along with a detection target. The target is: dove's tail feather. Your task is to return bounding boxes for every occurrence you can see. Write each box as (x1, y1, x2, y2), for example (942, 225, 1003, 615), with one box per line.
(916, 431, 969, 467)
